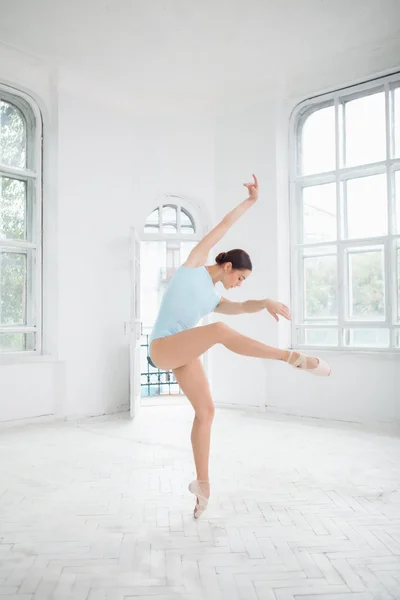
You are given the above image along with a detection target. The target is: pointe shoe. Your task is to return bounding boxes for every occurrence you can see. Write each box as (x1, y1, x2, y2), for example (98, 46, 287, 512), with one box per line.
(188, 480, 209, 519)
(286, 350, 331, 377)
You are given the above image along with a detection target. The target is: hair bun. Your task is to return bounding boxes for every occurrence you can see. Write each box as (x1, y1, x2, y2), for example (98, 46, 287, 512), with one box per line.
(215, 249, 253, 271)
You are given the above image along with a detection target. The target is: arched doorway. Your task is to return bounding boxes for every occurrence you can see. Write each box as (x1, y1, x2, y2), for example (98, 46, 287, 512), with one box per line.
(140, 196, 205, 399)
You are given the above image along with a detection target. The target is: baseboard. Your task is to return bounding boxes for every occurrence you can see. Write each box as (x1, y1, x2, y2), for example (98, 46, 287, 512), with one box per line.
(0, 413, 54, 428)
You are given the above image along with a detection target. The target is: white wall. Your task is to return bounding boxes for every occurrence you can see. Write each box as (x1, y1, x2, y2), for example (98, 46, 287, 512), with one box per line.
(264, 351, 400, 425)
(1, 361, 59, 422)
(211, 99, 281, 408)
(0, 46, 215, 422)
(56, 79, 215, 418)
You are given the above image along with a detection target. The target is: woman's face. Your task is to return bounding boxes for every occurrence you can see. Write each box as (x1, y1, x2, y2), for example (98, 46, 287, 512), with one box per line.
(221, 263, 252, 290)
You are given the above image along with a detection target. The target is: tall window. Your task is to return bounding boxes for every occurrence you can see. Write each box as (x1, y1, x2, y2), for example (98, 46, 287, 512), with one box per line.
(290, 73, 400, 350)
(141, 197, 202, 396)
(0, 86, 42, 354)
(142, 198, 200, 328)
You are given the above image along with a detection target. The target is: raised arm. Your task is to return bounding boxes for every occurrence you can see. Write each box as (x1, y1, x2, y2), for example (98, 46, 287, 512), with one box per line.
(184, 175, 259, 268)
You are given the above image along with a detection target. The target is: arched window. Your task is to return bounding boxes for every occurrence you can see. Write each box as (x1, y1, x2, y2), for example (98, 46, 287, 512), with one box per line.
(290, 73, 400, 351)
(144, 200, 197, 236)
(0, 85, 42, 355)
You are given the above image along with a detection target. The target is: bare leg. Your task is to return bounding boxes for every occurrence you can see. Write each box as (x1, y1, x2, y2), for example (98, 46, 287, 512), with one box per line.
(151, 321, 292, 370)
(173, 358, 213, 511)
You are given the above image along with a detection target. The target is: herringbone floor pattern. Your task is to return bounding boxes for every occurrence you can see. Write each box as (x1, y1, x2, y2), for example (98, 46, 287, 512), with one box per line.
(1, 405, 399, 600)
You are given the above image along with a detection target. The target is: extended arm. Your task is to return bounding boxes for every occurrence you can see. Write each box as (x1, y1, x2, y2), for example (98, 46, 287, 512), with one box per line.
(184, 175, 258, 268)
(215, 297, 291, 321)
(215, 298, 267, 315)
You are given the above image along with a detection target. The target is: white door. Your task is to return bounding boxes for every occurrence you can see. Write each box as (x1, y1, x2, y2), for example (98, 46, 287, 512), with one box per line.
(129, 227, 141, 417)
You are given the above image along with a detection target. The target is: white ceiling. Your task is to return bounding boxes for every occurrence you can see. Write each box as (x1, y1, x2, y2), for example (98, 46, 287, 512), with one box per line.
(1, 0, 400, 110)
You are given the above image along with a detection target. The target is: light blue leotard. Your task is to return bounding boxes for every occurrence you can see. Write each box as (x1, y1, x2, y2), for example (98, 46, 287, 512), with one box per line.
(149, 265, 221, 345)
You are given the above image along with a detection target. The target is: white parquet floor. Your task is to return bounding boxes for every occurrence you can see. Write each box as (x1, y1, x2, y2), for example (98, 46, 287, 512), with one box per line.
(1, 404, 400, 600)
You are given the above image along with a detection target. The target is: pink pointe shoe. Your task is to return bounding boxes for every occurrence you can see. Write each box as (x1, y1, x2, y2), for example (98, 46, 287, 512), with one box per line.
(188, 480, 209, 519)
(286, 350, 331, 377)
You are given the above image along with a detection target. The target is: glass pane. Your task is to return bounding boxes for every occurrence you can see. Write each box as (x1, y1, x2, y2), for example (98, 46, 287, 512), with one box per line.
(181, 208, 195, 235)
(344, 328, 389, 348)
(345, 92, 386, 167)
(304, 328, 338, 346)
(144, 209, 159, 233)
(347, 249, 384, 320)
(140, 241, 166, 329)
(304, 253, 337, 318)
(182, 226, 195, 235)
(345, 174, 387, 239)
(181, 241, 197, 263)
(0, 251, 27, 325)
(0, 101, 26, 169)
(162, 205, 177, 233)
(0, 177, 27, 240)
(0, 332, 35, 352)
(395, 171, 400, 234)
(301, 105, 335, 175)
(165, 241, 180, 277)
(302, 183, 336, 243)
(144, 225, 159, 233)
(395, 88, 400, 158)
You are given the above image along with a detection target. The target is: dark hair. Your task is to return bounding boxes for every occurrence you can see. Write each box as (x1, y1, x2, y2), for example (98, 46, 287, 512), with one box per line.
(215, 249, 252, 271)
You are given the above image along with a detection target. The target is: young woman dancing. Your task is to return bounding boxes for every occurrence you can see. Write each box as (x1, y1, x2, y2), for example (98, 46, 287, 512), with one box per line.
(149, 175, 331, 518)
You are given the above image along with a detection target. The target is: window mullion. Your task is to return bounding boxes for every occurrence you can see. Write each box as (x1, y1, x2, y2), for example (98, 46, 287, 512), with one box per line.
(0, 166, 36, 180)
(295, 162, 391, 186)
(296, 235, 400, 251)
(381, 240, 391, 330)
(297, 182, 304, 250)
(386, 82, 394, 236)
(335, 96, 344, 347)
(294, 172, 336, 186)
(385, 83, 395, 346)
(290, 172, 303, 345)
(289, 174, 298, 345)
(0, 239, 36, 250)
(298, 250, 305, 344)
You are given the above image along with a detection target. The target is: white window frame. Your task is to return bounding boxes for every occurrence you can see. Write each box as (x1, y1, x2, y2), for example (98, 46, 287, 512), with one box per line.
(143, 194, 204, 242)
(0, 84, 42, 356)
(289, 72, 400, 352)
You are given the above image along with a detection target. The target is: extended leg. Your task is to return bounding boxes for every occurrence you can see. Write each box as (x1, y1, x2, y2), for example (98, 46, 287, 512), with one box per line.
(151, 321, 289, 370)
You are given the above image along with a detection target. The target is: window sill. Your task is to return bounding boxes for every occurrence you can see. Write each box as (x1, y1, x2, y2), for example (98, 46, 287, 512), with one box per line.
(0, 353, 59, 366)
(292, 346, 400, 358)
